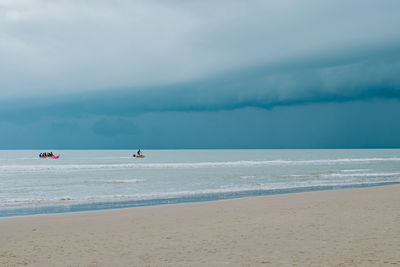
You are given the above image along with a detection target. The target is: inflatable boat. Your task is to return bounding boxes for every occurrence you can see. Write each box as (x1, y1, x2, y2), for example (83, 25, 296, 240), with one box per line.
(40, 155, 60, 159)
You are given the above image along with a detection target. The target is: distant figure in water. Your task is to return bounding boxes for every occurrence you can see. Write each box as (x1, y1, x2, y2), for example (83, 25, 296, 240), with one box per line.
(133, 149, 143, 157)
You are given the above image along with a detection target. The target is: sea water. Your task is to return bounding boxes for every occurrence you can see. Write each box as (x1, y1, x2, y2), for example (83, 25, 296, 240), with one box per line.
(0, 149, 399, 217)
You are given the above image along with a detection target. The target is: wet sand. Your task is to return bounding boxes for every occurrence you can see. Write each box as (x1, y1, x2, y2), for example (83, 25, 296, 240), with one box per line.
(1, 184, 399, 266)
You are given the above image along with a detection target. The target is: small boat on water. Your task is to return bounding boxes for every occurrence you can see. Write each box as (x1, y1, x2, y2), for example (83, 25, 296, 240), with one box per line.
(133, 149, 144, 158)
(40, 155, 60, 159)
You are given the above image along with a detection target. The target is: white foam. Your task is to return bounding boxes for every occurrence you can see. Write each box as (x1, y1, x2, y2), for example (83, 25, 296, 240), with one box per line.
(2, 177, 399, 209)
(289, 174, 311, 178)
(69, 179, 400, 203)
(240, 175, 256, 179)
(340, 169, 370, 172)
(1, 157, 400, 172)
(100, 179, 146, 184)
(320, 172, 400, 178)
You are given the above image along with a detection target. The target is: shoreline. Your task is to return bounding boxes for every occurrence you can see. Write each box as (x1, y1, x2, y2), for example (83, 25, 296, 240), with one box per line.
(1, 184, 399, 266)
(2, 181, 399, 218)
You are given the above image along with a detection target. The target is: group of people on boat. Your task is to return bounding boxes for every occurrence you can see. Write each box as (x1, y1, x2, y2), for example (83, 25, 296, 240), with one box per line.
(39, 152, 55, 158)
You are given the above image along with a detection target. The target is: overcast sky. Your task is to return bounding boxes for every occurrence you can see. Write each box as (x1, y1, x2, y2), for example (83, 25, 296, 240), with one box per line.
(1, 0, 400, 148)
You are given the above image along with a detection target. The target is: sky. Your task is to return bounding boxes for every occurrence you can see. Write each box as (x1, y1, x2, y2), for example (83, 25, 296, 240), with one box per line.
(1, 0, 400, 149)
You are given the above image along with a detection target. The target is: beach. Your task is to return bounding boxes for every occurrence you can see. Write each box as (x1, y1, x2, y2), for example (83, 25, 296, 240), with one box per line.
(0, 184, 399, 266)
(2, 0, 400, 265)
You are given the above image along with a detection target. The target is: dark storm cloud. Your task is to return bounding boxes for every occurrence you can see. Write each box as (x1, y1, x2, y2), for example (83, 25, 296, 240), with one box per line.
(1, 100, 400, 149)
(1, 0, 400, 149)
(91, 118, 139, 137)
(1, 0, 400, 99)
(1, 43, 399, 118)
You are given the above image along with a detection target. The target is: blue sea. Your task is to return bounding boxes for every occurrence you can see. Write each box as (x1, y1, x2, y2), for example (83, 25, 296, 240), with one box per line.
(1, 149, 399, 217)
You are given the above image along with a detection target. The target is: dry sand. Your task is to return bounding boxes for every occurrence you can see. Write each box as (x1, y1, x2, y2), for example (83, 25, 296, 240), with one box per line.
(0, 185, 399, 266)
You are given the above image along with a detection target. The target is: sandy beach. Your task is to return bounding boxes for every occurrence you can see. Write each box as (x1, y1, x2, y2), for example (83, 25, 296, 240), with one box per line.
(1, 185, 399, 266)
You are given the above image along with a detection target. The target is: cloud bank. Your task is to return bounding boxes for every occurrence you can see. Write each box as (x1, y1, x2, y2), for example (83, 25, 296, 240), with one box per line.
(1, 1, 400, 149)
(1, 0, 400, 102)
(2, 44, 399, 117)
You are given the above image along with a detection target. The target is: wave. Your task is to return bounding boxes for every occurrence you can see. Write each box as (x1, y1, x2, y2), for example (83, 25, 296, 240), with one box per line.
(2, 179, 399, 209)
(1, 157, 400, 172)
(320, 172, 400, 178)
(240, 175, 257, 179)
(86, 179, 146, 184)
(0, 157, 39, 161)
(287, 171, 400, 179)
(339, 169, 371, 172)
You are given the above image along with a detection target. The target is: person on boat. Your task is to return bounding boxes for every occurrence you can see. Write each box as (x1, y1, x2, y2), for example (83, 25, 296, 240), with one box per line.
(39, 153, 42, 157)
(137, 149, 141, 156)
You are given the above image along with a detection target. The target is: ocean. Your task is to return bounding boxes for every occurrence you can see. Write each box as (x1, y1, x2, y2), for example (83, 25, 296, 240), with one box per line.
(1, 149, 399, 217)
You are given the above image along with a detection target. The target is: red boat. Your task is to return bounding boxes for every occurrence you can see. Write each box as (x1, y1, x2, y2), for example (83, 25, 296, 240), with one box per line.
(133, 154, 145, 158)
(40, 155, 60, 159)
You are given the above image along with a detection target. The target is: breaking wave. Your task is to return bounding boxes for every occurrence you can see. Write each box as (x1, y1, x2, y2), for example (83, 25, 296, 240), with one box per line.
(1, 157, 400, 172)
